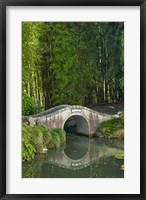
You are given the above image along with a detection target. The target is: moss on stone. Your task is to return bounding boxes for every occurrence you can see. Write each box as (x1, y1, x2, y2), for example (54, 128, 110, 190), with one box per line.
(95, 117, 124, 139)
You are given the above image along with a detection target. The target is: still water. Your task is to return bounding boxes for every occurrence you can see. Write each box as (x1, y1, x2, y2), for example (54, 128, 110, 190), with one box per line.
(22, 135, 124, 178)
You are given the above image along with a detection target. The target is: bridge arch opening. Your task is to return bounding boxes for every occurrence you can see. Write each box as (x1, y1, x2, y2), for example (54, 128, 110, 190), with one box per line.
(63, 115, 89, 136)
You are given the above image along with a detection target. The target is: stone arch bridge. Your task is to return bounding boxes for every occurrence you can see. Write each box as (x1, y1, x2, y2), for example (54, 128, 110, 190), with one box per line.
(23, 105, 118, 137)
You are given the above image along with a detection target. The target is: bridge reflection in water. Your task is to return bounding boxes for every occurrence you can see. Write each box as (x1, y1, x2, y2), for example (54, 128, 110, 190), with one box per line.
(22, 136, 124, 178)
(45, 136, 123, 170)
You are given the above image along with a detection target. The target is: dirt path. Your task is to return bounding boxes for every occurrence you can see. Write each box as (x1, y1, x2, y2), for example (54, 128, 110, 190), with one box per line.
(87, 103, 124, 115)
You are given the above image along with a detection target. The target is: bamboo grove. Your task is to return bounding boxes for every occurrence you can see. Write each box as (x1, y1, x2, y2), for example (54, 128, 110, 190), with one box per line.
(22, 22, 124, 115)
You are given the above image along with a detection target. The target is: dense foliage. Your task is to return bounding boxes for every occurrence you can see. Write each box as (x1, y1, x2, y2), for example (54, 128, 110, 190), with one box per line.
(95, 117, 124, 139)
(22, 22, 124, 113)
(22, 124, 66, 161)
(22, 91, 43, 115)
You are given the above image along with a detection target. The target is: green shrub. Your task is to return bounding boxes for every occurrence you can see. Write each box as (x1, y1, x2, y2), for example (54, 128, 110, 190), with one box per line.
(50, 129, 61, 148)
(22, 138, 36, 161)
(51, 128, 66, 143)
(22, 124, 66, 161)
(30, 126, 44, 153)
(22, 124, 44, 153)
(22, 124, 33, 140)
(22, 91, 34, 116)
(100, 117, 124, 130)
(38, 125, 53, 148)
(95, 117, 124, 139)
(22, 90, 43, 116)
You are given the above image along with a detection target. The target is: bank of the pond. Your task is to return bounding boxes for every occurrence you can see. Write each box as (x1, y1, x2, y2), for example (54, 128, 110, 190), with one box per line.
(22, 124, 66, 161)
(95, 117, 124, 139)
(114, 153, 124, 171)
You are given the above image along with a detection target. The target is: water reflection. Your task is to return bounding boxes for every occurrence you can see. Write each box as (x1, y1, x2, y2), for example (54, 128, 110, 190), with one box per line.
(64, 135, 89, 160)
(22, 136, 124, 178)
(45, 136, 123, 170)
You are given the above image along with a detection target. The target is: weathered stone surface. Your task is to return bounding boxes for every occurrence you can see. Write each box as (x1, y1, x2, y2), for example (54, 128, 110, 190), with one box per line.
(28, 117, 35, 126)
(22, 105, 117, 136)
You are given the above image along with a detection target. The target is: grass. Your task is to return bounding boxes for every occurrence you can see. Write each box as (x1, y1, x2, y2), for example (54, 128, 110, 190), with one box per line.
(22, 124, 66, 161)
(114, 153, 124, 171)
(114, 153, 124, 160)
(95, 117, 124, 139)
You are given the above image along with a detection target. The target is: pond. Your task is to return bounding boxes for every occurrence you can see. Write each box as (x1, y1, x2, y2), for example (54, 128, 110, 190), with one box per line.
(22, 135, 124, 178)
